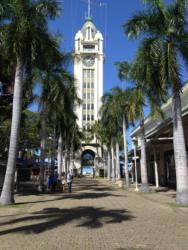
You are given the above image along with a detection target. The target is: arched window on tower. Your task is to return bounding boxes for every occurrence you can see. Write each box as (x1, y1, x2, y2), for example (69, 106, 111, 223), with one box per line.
(78, 39, 80, 50)
(88, 27, 90, 40)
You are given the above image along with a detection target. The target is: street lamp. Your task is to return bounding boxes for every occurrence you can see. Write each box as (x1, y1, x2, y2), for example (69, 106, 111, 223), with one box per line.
(0, 81, 3, 95)
(132, 137, 139, 192)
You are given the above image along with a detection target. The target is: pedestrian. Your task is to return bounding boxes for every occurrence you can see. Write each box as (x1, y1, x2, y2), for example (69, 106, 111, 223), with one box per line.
(66, 171, 73, 193)
(47, 173, 53, 193)
(52, 170, 59, 192)
(61, 172, 66, 192)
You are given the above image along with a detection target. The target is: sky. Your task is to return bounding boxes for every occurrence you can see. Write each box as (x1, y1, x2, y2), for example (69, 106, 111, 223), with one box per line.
(50, 0, 145, 91)
(29, 0, 185, 149)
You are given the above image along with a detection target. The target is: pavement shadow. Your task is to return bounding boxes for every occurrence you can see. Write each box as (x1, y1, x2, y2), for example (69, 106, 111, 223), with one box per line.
(116, 248, 150, 250)
(16, 195, 64, 205)
(62, 192, 124, 200)
(0, 206, 134, 235)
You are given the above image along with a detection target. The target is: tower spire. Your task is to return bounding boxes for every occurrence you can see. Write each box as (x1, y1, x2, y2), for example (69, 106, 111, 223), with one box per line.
(88, 0, 91, 18)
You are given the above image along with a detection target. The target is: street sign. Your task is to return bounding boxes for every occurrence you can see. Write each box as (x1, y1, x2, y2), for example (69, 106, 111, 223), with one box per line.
(132, 156, 139, 160)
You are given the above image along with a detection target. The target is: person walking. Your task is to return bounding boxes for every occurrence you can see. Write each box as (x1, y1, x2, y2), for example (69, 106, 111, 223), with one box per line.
(61, 172, 66, 192)
(67, 171, 73, 193)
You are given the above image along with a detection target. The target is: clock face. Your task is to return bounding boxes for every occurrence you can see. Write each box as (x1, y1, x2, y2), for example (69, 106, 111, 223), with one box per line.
(83, 56, 95, 67)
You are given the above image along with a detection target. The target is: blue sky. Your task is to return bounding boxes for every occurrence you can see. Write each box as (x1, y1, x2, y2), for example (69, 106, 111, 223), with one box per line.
(50, 0, 145, 91)
(30, 0, 187, 149)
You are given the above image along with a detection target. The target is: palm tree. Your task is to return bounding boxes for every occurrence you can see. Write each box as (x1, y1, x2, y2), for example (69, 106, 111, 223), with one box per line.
(37, 65, 78, 191)
(124, 0, 188, 204)
(117, 61, 152, 192)
(91, 121, 111, 179)
(100, 91, 121, 182)
(109, 87, 138, 187)
(0, 0, 61, 204)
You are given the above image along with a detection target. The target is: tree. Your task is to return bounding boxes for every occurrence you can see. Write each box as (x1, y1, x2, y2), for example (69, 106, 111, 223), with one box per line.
(109, 87, 138, 187)
(100, 90, 122, 182)
(0, 0, 61, 204)
(124, 0, 188, 204)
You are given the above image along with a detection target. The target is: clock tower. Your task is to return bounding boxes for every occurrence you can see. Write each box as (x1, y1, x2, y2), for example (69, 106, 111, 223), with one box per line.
(73, 13, 104, 175)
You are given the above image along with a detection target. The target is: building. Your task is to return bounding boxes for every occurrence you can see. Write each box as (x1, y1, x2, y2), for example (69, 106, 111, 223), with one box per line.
(130, 82, 188, 187)
(73, 13, 105, 175)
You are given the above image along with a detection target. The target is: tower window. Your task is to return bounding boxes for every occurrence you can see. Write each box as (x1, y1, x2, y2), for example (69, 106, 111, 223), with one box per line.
(83, 44, 95, 50)
(88, 27, 90, 40)
(83, 115, 86, 121)
(91, 70, 94, 78)
(78, 39, 80, 50)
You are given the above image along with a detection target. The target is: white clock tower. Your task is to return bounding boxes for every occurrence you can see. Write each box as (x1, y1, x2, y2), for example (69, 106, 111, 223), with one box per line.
(73, 4, 104, 175)
(74, 18, 104, 130)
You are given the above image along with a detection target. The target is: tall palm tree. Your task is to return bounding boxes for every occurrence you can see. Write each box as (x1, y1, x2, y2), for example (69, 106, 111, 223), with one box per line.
(124, 0, 188, 204)
(37, 66, 78, 191)
(0, 0, 61, 204)
(109, 87, 138, 187)
(117, 61, 152, 192)
(91, 121, 111, 179)
(100, 91, 121, 182)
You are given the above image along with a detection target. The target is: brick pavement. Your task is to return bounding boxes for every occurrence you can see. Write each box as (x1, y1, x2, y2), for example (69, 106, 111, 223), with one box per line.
(0, 178, 188, 250)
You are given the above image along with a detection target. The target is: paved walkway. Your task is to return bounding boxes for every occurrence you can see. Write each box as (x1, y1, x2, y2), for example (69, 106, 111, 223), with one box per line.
(0, 178, 188, 250)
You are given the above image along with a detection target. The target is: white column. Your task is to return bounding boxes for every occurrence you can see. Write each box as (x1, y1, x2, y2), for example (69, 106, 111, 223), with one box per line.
(153, 147, 159, 188)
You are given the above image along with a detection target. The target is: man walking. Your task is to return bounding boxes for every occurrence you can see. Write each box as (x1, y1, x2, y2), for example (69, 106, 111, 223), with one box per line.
(67, 171, 73, 193)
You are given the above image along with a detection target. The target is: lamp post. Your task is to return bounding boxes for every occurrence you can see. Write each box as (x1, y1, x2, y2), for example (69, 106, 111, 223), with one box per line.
(0, 81, 3, 95)
(132, 137, 139, 191)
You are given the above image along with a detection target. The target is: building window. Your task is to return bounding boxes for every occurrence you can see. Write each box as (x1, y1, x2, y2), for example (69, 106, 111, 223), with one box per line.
(91, 104, 94, 109)
(88, 27, 90, 40)
(83, 69, 86, 77)
(91, 82, 94, 88)
(83, 115, 86, 121)
(83, 104, 86, 109)
(87, 104, 90, 109)
(78, 39, 80, 50)
(87, 115, 90, 121)
(91, 93, 94, 99)
(91, 70, 94, 78)
(91, 115, 94, 120)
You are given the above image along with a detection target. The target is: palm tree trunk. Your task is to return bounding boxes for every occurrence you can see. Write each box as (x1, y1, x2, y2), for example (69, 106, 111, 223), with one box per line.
(0, 58, 23, 205)
(172, 85, 188, 205)
(38, 102, 47, 192)
(115, 131, 120, 181)
(107, 148, 111, 180)
(123, 114, 129, 187)
(111, 139, 116, 182)
(57, 133, 63, 177)
(139, 117, 149, 192)
(50, 128, 56, 170)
